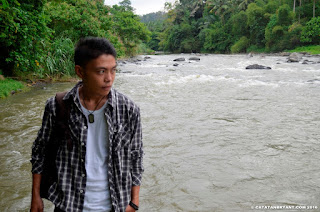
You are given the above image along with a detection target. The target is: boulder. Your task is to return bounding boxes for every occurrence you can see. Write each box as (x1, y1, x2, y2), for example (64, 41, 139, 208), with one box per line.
(287, 53, 302, 62)
(173, 63, 179, 66)
(173, 58, 185, 61)
(280, 52, 291, 56)
(245, 64, 271, 69)
(189, 57, 200, 61)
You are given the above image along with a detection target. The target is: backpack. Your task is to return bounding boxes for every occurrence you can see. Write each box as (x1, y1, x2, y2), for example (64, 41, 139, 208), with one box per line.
(40, 92, 72, 199)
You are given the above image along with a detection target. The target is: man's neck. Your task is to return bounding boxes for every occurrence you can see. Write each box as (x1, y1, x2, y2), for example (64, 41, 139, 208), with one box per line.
(79, 86, 107, 111)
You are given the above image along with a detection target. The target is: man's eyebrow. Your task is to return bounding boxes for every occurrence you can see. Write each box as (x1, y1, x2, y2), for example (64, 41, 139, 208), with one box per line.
(96, 65, 117, 69)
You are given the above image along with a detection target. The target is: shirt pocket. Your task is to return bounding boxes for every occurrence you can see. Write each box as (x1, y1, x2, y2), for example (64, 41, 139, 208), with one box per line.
(113, 124, 132, 151)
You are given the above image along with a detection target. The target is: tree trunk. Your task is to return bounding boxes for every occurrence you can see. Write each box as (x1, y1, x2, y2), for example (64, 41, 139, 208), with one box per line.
(293, 0, 296, 12)
(299, 0, 302, 23)
(313, 0, 316, 18)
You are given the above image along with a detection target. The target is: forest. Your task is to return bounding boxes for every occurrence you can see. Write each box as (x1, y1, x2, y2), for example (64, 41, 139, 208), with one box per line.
(141, 0, 319, 54)
(0, 0, 150, 78)
(0, 0, 319, 86)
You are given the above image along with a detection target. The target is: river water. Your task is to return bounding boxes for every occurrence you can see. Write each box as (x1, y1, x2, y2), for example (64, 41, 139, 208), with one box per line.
(0, 54, 319, 211)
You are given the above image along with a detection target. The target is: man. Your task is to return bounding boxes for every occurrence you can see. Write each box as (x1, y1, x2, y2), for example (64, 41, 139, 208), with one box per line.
(31, 37, 144, 212)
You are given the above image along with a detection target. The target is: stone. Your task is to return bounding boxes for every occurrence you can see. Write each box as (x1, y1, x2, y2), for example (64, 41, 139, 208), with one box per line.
(173, 63, 179, 66)
(173, 58, 185, 61)
(189, 57, 200, 61)
(287, 52, 302, 62)
(245, 64, 271, 69)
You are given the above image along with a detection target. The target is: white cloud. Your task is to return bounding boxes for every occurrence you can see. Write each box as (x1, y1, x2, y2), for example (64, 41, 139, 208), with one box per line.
(104, 0, 176, 15)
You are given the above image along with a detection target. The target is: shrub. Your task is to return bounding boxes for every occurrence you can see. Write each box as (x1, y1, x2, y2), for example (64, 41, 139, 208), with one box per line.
(301, 17, 320, 44)
(231, 36, 250, 53)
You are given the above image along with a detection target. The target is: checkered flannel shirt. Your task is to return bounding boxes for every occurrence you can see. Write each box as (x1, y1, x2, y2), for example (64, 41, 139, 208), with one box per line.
(31, 82, 144, 212)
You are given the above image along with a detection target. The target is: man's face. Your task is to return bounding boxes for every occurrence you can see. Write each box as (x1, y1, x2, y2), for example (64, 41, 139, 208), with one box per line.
(76, 54, 117, 97)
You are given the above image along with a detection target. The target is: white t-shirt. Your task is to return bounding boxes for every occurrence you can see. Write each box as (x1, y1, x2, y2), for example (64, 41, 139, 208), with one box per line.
(78, 89, 112, 212)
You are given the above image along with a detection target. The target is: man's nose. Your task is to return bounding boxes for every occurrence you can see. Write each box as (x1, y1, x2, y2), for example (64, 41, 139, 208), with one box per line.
(104, 71, 112, 82)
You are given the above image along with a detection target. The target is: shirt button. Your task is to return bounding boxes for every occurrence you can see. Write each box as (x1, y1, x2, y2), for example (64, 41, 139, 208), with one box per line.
(80, 189, 84, 194)
(82, 174, 86, 177)
(81, 159, 84, 163)
(81, 142, 85, 146)
(84, 126, 87, 130)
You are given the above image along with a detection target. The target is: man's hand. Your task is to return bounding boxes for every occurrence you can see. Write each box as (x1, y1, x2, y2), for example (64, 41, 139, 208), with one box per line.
(30, 195, 44, 212)
(125, 204, 136, 212)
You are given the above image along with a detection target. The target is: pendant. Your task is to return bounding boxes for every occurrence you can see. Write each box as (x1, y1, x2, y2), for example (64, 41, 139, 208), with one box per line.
(88, 114, 94, 123)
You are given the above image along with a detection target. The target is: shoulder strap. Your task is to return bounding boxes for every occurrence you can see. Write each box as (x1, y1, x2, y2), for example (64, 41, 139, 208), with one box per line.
(55, 91, 72, 150)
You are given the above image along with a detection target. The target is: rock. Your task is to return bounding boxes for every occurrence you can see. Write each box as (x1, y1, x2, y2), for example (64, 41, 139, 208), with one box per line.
(173, 58, 185, 61)
(173, 63, 179, 66)
(189, 57, 200, 61)
(248, 53, 253, 58)
(245, 64, 271, 69)
(287, 53, 302, 62)
(11, 90, 16, 95)
(0, 75, 5, 80)
(280, 52, 291, 56)
(144, 56, 151, 60)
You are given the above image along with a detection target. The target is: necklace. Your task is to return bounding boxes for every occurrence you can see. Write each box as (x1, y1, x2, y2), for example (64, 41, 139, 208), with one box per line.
(82, 93, 106, 123)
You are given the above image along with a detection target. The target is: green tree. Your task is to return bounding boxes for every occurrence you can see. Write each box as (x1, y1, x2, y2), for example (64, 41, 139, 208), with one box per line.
(301, 17, 320, 43)
(0, 0, 52, 76)
(246, 3, 268, 47)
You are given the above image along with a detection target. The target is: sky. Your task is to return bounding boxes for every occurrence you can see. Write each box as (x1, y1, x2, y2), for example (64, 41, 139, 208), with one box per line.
(104, 0, 176, 15)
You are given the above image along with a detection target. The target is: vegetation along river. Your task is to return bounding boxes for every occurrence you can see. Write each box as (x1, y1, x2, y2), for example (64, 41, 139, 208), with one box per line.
(0, 54, 320, 211)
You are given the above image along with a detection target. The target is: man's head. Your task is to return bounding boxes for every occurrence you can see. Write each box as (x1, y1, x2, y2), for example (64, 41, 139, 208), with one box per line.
(74, 37, 117, 68)
(74, 37, 117, 98)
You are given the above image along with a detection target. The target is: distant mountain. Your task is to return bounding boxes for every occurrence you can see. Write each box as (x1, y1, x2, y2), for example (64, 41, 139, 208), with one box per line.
(140, 11, 167, 24)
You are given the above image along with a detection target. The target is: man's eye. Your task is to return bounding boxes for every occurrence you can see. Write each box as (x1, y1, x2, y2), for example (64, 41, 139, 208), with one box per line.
(99, 70, 105, 74)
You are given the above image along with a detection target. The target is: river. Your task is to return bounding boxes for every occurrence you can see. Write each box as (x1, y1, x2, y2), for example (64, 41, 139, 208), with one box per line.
(0, 54, 319, 211)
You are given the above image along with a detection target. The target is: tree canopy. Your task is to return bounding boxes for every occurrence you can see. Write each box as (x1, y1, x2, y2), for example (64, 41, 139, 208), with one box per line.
(0, 0, 151, 77)
(144, 0, 319, 53)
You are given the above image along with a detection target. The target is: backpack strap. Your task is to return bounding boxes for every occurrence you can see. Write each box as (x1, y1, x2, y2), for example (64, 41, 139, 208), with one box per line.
(55, 92, 72, 151)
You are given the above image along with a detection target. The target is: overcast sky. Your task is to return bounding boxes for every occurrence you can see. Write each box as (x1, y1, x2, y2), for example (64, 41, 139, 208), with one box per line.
(105, 0, 176, 15)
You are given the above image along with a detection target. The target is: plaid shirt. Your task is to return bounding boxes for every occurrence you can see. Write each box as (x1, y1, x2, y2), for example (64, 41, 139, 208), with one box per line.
(31, 82, 144, 212)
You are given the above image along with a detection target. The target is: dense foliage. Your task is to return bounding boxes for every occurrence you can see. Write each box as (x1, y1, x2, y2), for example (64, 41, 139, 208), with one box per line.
(0, 0, 151, 78)
(143, 0, 320, 53)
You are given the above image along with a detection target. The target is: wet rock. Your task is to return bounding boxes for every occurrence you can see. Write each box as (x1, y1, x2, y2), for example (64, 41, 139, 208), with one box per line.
(307, 79, 320, 83)
(287, 53, 302, 62)
(280, 52, 291, 56)
(173, 58, 185, 62)
(189, 57, 200, 61)
(144, 56, 151, 60)
(246, 64, 271, 69)
(173, 63, 179, 66)
(247, 53, 253, 58)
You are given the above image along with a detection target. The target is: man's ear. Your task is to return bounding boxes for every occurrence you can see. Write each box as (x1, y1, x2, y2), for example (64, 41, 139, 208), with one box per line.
(75, 65, 84, 79)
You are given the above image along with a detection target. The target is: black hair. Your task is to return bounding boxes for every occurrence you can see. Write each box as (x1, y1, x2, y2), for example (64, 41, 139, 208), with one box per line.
(74, 37, 117, 67)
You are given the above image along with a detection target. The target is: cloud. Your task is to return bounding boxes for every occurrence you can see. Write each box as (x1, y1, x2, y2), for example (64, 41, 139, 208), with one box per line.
(104, 0, 176, 15)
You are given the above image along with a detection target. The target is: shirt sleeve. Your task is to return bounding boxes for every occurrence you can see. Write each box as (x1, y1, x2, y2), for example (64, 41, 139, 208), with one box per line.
(30, 97, 56, 174)
(130, 106, 144, 186)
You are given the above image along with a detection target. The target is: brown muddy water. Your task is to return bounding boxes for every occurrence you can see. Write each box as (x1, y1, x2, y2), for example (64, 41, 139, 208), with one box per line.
(1, 54, 320, 211)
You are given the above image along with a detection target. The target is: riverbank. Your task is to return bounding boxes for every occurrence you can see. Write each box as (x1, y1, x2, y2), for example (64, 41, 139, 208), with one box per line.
(0, 75, 79, 99)
(0, 77, 26, 99)
(286, 45, 320, 55)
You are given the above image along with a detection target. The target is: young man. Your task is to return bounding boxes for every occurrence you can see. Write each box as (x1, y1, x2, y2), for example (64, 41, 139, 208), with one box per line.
(31, 37, 144, 212)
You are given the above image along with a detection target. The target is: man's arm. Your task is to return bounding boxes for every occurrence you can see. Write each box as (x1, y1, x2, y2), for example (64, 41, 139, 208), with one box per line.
(30, 97, 55, 212)
(30, 174, 44, 212)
